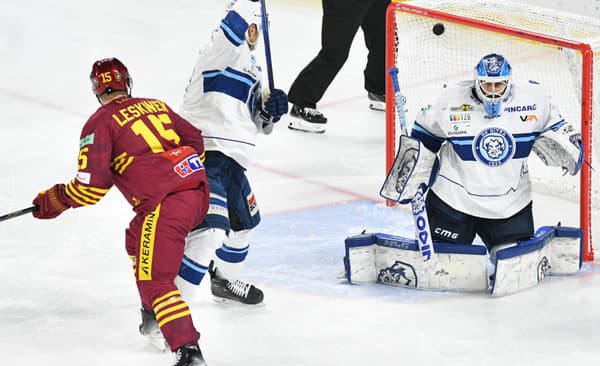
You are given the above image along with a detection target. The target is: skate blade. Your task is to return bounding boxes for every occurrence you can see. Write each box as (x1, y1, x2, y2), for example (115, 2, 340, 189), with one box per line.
(212, 295, 266, 307)
(144, 336, 168, 352)
(287, 117, 326, 133)
(368, 101, 386, 111)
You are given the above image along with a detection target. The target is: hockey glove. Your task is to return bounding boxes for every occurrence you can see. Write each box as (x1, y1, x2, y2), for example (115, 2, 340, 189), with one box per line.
(262, 88, 288, 123)
(32, 184, 71, 219)
(532, 122, 584, 175)
(380, 135, 439, 204)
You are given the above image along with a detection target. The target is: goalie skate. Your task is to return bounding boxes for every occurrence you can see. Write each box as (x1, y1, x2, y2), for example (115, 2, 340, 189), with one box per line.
(209, 262, 264, 304)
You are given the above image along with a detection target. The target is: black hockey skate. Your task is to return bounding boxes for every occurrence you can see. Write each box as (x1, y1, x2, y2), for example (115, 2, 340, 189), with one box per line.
(368, 92, 386, 111)
(173, 345, 207, 366)
(287, 105, 327, 133)
(209, 262, 264, 305)
(139, 308, 168, 352)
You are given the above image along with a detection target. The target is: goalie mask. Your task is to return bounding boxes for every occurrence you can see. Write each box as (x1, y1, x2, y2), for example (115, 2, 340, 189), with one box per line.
(474, 53, 512, 118)
(90, 58, 132, 100)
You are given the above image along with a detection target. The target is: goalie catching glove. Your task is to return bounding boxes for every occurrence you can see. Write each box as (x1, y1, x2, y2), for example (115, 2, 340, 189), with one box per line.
(531, 121, 584, 175)
(32, 184, 71, 219)
(380, 135, 439, 204)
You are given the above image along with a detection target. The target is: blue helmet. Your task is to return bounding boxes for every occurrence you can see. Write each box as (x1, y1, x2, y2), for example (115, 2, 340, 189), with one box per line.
(474, 53, 512, 118)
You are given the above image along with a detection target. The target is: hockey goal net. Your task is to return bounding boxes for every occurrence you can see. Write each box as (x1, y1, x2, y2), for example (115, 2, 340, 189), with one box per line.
(385, 0, 600, 261)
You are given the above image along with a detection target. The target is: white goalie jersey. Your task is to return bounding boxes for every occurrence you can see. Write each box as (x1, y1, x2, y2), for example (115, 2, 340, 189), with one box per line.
(411, 79, 576, 219)
(179, 1, 265, 169)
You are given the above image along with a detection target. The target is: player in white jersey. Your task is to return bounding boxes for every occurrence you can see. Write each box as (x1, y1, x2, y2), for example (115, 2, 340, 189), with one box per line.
(175, 0, 288, 305)
(344, 54, 584, 295)
(410, 53, 583, 249)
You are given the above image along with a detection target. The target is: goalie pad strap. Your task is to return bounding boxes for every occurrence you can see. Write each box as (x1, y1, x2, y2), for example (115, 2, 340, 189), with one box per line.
(380, 135, 438, 204)
(531, 121, 583, 175)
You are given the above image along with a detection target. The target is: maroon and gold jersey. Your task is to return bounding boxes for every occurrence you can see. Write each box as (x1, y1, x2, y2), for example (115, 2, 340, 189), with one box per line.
(63, 96, 208, 214)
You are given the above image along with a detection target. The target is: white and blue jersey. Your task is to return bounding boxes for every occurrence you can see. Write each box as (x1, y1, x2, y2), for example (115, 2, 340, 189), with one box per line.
(411, 79, 567, 219)
(180, 3, 264, 169)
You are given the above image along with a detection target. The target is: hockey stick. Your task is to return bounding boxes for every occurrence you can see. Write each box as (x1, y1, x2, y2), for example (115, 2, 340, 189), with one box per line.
(259, 0, 274, 89)
(389, 67, 436, 263)
(0, 205, 37, 222)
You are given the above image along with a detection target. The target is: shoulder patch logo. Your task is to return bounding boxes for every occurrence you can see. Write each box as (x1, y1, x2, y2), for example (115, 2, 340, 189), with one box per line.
(80, 134, 95, 148)
(247, 192, 258, 217)
(76, 171, 91, 184)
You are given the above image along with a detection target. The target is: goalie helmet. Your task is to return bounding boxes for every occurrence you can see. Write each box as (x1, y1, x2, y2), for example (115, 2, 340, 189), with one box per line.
(90, 58, 132, 98)
(474, 53, 512, 118)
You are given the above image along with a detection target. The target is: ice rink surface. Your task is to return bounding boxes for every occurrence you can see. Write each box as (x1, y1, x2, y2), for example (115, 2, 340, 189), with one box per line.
(1, 1, 599, 365)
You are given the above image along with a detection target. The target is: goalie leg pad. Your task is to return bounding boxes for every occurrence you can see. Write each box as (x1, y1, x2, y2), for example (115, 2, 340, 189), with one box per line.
(375, 234, 488, 291)
(344, 233, 378, 284)
(547, 226, 582, 275)
(380, 135, 438, 204)
(491, 226, 582, 297)
(343, 233, 488, 291)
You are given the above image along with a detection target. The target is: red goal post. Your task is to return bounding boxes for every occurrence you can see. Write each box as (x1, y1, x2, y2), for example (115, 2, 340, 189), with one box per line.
(385, 0, 599, 261)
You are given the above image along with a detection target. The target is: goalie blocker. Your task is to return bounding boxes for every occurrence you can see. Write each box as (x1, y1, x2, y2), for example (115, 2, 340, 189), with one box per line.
(380, 135, 438, 204)
(343, 226, 582, 295)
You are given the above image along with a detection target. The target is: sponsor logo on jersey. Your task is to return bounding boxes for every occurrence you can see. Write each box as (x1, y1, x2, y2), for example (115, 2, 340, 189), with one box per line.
(520, 115, 538, 122)
(473, 127, 515, 167)
(245, 56, 260, 79)
(449, 113, 471, 121)
(448, 123, 468, 136)
(79, 133, 94, 148)
(247, 192, 258, 216)
(450, 104, 474, 111)
(173, 154, 205, 178)
(504, 104, 537, 113)
(75, 171, 91, 184)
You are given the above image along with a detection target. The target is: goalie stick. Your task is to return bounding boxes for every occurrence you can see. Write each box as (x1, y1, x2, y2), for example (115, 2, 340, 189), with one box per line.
(388, 66, 436, 263)
(259, 0, 275, 89)
(0, 205, 37, 222)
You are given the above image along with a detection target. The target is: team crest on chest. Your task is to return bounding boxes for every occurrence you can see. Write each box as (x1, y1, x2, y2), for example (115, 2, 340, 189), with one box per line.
(473, 127, 515, 166)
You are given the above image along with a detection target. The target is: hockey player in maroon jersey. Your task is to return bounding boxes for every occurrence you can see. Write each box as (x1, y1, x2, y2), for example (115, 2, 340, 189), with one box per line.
(31, 58, 209, 366)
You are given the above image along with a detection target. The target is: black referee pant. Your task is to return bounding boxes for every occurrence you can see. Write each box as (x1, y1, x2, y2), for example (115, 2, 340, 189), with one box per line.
(288, 0, 390, 109)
